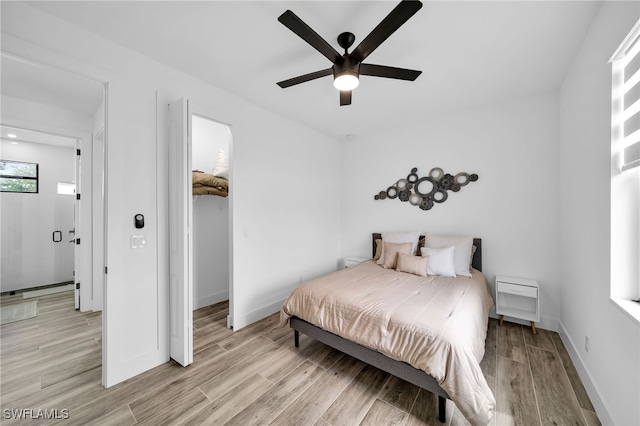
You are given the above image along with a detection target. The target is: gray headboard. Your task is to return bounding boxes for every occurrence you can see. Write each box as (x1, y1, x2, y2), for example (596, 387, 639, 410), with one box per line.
(372, 233, 482, 272)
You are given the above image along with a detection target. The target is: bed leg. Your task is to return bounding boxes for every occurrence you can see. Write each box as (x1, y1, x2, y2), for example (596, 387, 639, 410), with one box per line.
(438, 395, 446, 423)
(294, 330, 299, 348)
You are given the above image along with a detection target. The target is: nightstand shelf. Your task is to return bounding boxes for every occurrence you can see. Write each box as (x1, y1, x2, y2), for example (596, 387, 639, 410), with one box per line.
(343, 256, 369, 269)
(495, 275, 540, 334)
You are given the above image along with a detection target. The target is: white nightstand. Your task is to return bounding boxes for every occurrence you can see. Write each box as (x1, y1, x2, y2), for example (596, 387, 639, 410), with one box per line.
(343, 256, 370, 269)
(495, 275, 540, 334)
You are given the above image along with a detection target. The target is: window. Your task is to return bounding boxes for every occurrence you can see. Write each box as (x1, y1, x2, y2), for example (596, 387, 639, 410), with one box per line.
(610, 19, 640, 323)
(57, 181, 75, 195)
(612, 20, 640, 172)
(0, 159, 39, 193)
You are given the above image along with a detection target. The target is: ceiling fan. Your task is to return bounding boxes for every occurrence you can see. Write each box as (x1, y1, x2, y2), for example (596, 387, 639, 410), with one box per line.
(276, 0, 423, 106)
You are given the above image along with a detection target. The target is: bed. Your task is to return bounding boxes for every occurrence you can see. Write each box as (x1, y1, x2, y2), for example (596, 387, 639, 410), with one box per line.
(280, 233, 495, 425)
(192, 171, 228, 197)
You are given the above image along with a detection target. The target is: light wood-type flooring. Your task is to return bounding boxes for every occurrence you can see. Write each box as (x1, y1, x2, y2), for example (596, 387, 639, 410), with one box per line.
(0, 291, 600, 425)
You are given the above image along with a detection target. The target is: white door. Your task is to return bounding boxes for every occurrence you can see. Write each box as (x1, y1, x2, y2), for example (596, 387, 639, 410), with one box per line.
(74, 141, 81, 309)
(168, 98, 193, 367)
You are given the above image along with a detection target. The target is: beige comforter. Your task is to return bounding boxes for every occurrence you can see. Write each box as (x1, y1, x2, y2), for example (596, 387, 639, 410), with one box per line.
(280, 260, 495, 425)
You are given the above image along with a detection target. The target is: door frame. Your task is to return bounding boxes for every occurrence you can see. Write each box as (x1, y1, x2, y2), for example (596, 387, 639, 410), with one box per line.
(188, 103, 234, 331)
(168, 98, 193, 367)
(168, 99, 234, 367)
(1, 47, 108, 383)
(0, 121, 96, 309)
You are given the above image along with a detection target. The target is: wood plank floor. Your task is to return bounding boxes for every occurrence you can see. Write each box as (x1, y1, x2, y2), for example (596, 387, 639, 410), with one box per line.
(0, 291, 601, 425)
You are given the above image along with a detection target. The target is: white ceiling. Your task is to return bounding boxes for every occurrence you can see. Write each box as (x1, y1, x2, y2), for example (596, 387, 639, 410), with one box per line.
(1, 52, 104, 115)
(0, 125, 77, 148)
(25, 1, 600, 140)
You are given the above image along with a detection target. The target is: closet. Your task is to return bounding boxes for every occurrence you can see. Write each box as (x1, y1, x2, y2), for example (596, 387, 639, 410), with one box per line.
(191, 115, 231, 310)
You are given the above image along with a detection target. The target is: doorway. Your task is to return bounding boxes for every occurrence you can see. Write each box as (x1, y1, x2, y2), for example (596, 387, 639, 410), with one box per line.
(0, 126, 77, 299)
(0, 52, 106, 387)
(168, 99, 233, 366)
(0, 52, 105, 313)
(191, 114, 231, 311)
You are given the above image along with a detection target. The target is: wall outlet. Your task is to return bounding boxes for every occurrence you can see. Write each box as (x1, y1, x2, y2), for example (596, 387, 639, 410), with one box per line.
(585, 336, 589, 353)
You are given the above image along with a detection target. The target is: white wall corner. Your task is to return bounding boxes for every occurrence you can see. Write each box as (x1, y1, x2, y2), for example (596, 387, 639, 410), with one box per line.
(489, 313, 559, 332)
(232, 298, 286, 331)
(194, 290, 229, 311)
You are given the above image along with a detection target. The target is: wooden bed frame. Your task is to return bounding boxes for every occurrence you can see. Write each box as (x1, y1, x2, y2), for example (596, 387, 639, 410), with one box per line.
(290, 234, 483, 424)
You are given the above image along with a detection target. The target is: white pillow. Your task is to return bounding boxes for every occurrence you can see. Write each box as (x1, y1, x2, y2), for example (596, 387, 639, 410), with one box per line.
(212, 149, 229, 179)
(424, 234, 474, 277)
(421, 246, 457, 278)
(376, 231, 422, 265)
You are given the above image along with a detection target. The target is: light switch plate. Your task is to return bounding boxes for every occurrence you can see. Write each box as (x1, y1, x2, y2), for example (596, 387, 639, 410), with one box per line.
(130, 234, 146, 249)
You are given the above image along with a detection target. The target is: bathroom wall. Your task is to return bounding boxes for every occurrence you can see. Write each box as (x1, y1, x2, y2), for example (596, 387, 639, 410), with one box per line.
(1, 139, 75, 291)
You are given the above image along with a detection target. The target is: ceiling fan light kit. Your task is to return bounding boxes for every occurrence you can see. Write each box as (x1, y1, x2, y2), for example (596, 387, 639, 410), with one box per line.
(333, 55, 360, 91)
(334, 73, 359, 91)
(277, 0, 423, 106)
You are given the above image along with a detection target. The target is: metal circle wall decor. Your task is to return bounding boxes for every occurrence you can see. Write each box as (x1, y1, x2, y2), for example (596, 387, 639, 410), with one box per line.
(373, 167, 479, 211)
(409, 193, 422, 206)
(433, 189, 448, 203)
(407, 168, 419, 183)
(429, 167, 444, 180)
(414, 176, 437, 198)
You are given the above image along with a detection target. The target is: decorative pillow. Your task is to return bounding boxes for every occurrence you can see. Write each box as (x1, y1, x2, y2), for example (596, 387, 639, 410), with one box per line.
(396, 253, 428, 277)
(424, 234, 473, 277)
(212, 149, 229, 179)
(376, 231, 421, 265)
(373, 238, 383, 261)
(421, 246, 457, 277)
(381, 242, 413, 269)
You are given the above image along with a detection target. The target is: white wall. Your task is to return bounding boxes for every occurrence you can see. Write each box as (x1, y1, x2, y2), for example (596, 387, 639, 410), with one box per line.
(230, 110, 342, 328)
(192, 115, 230, 309)
(1, 2, 341, 385)
(340, 92, 561, 329)
(1, 95, 94, 136)
(559, 2, 640, 425)
(1, 139, 75, 291)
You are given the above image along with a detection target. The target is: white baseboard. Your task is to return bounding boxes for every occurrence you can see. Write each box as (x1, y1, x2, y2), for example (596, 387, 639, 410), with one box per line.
(231, 298, 285, 331)
(557, 321, 613, 426)
(194, 290, 229, 311)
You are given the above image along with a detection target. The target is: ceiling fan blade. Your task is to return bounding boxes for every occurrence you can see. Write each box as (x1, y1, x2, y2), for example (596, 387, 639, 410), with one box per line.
(278, 10, 342, 64)
(350, 0, 423, 63)
(277, 68, 333, 88)
(360, 63, 422, 81)
(340, 90, 352, 106)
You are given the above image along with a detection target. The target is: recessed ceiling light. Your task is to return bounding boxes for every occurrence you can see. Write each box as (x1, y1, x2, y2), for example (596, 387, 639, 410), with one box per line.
(7, 133, 17, 138)
(10, 142, 19, 145)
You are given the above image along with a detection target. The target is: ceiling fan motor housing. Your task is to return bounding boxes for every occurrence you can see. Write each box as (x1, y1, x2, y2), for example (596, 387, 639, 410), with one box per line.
(333, 56, 360, 81)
